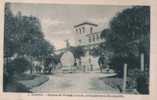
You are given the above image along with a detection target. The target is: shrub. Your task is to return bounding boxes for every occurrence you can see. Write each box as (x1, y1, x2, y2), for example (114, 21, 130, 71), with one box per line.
(128, 68, 149, 94)
(3, 57, 32, 91)
(136, 71, 149, 94)
(10, 57, 32, 74)
(109, 54, 140, 78)
(109, 56, 125, 77)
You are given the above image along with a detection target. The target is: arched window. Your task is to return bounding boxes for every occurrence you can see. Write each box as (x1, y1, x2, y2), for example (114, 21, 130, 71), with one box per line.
(93, 34, 95, 42)
(79, 39, 82, 44)
(88, 36, 91, 43)
(79, 28, 81, 34)
(96, 34, 99, 40)
(90, 27, 93, 33)
(76, 29, 78, 33)
(82, 27, 85, 33)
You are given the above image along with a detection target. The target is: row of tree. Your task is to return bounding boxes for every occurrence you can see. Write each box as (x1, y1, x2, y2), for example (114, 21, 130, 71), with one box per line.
(101, 6, 150, 75)
(4, 3, 55, 82)
(100, 6, 150, 94)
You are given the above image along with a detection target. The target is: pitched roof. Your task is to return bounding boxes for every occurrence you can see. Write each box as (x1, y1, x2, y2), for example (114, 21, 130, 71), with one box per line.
(73, 22, 98, 28)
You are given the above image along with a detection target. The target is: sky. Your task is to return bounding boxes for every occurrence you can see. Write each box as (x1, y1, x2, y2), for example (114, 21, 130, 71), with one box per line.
(10, 3, 131, 50)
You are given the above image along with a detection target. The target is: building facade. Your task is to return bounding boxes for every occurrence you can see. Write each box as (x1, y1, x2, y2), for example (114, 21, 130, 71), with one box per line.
(55, 22, 106, 71)
(73, 22, 105, 71)
(73, 22, 105, 49)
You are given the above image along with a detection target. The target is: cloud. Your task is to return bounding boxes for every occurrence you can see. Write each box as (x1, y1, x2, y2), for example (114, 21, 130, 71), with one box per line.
(46, 39, 65, 50)
(44, 29, 76, 49)
(45, 36, 75, 50)
(87, 18, 108, 24)
(40, 17, 75, 49)
(54, 30, 72, 35)
(44, 30, 74, 39)
(41, 17, 65, 26)
(40, 17, 65, 33)
(87, 17, 110, 31)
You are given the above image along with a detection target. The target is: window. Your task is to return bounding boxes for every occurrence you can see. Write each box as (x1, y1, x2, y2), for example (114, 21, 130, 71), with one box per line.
(93, 35, 95, 42)
(82, 27, 85, 33)
(90, 27, 93, 33)
(96, 34, 99, 40)
(79, 39, 82, 44)
(76, 29, 78, 33)
(88, 36, 91, 43)
(79, 28, 81, 34)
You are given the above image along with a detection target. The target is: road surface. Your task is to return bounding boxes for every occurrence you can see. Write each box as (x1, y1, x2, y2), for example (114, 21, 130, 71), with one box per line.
(31, 72, 120, 93)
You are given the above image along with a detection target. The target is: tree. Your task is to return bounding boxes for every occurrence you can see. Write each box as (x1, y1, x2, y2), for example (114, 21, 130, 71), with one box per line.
(4, 3, 55, 75)
(70, 46, 85, 59)
(101, 6, 150, 76)
(9, 57, 32, 74)
(4, 3, 16, 58)
(13, 13, 54, 58)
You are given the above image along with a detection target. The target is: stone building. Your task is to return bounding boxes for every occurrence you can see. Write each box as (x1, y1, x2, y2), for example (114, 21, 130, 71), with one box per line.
(73, 22, 105, 71)
(55, 22, 106, 71)
(73, 22, 105, 49)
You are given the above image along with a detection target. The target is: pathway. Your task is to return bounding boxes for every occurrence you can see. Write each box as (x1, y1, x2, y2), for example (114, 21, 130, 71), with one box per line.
(31, 72, 119, 93)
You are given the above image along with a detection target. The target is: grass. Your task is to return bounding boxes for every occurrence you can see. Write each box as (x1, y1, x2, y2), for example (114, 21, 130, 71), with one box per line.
(4, 73, 49, 92)
(14, 73, 37, 81)
(4, 81, 31, 92)
(99, 77, 123, 91)
(19, 75, 49, 89)
(99, 76, 137, 93)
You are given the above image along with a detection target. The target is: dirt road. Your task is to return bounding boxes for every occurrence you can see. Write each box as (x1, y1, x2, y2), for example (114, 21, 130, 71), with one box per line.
(31, 72, 119, 93)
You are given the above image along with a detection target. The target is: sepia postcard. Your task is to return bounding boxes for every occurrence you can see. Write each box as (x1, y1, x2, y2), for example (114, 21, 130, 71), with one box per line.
(0, 0, 157, 100)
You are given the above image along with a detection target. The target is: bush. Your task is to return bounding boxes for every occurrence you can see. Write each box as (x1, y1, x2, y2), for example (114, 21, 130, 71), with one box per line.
(3, 58, 32, 92)
(109, 56, 125, 77)
(9, 57, 32, 74)
(136, 72, 149, 94)
(109, 55, 140, 77)
(14, 74, 36, 81)
(128, 68, 149, 94)
(4, 81, 31, 92)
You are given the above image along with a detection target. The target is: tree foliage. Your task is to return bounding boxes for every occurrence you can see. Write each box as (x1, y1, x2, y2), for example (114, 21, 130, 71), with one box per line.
(4, 3, 54, 74)
(101, 6, 150, 76)
(70, 46, 85, 59)
(9, 57, 32, 74)
(4, 4, 54, 58)
(104, 6, 149, 57)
